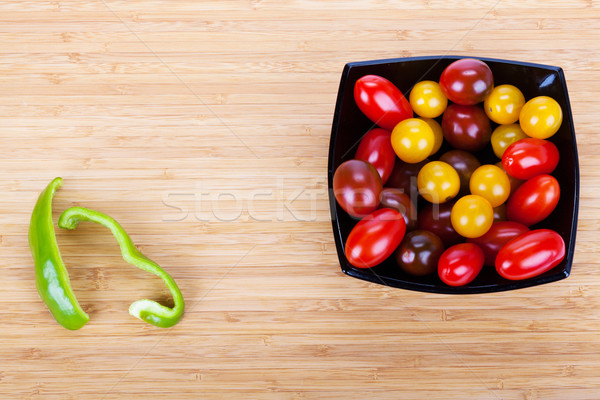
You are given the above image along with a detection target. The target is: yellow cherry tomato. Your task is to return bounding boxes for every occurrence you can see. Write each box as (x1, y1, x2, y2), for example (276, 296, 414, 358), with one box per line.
(519, 96, 563, 139)
(417, 161, 460, 204)
(451, 195, 494, 238)
(391, 118, 434, 164)
(490, 124, 528, 158)
(469, 164, 511, 207)
(409, 81, 448, 118)
(484, 84, 525, 124)
(418, 117, 444, 156)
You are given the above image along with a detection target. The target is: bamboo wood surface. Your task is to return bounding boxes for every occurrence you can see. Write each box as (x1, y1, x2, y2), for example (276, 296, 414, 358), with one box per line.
(1, 1, 599, 399)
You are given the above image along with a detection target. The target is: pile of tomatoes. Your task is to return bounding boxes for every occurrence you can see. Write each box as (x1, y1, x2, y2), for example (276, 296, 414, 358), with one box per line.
(334, 58, 566, 287)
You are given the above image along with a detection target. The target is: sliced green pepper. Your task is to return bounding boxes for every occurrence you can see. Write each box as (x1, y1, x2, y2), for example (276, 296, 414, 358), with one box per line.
(29, 178, 184, 329)
(29, 177, 90, 330)
(58, 206, 184, 328)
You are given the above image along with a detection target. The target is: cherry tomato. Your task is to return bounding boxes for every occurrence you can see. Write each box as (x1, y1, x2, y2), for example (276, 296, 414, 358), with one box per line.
(354, 75, 413, 131)
(419, 117, 444, 155)
(386, 159, 429, 198)
(484, 84, 525, 124)
(439, 59, 493, 105)
(496, 229, 565, 280)
(495, 162, 523, 195)
(391, 118, 434, 164)
(345, 208, 406, 268)
(506, 174, 560, 226)
(491, 124, 527, 159)
(379, 188, 417, 231)
(438, 243, 485, 286)
(467, 221, 529, 266)
(355, 128, 396, 185)
(417, 161, 460, 204)
(493, 204, 507, 222)
(451, 195, 494, 238)
(502, 138, 560, 180)
(469, 164, 511, 207)
(418, 201, 464, 247)
(333, 159, 382, 218)
(395, 230, 445, 276)
(439, 149, 481, 196)
(519, 96, 563, 139)
(409, 80, 448, 118)
(442, 104, 492, 152)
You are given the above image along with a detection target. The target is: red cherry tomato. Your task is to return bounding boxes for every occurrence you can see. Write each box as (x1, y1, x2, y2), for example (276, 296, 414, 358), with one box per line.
(438, 243, 485, 286)
(439, 59, 494, 105)
(418, 201, 463, 247)
(333, 159, 382, 218)
(506, 174, 560, 226)
(345, 208, 407, 268)
(379, 188, 417, 231)
(354, 75, 413, 130)
(467, 221, 529, 266)
(502, 138, 560, 180)
(442, 104, 492, 152)
(355, 128, 396, 185)
(496, 229, 565, 280)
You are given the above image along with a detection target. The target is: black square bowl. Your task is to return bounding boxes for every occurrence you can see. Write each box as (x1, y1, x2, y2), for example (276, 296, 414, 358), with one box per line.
(328, 55, 579, 294)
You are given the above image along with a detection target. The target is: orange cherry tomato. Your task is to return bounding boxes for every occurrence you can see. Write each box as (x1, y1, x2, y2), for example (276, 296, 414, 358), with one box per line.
(391, 118, 435, 164)
(491, 124, 527, 159)
(484, 84, 525, 125)
(410, 80, 448, 118)
(417, 161, 460, 204)
(519, 96, 562, 139)
(451, 195, 494, 238)
(469, 164, 511, 207)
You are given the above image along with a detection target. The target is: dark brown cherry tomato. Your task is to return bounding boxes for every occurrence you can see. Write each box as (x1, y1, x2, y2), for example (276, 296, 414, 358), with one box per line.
(493, 204, 507, 222)
(496, 229, 565, 280)
(438, 243, 485, 286)
(386, 159, 429, 198)
(333, 159, 382, 218)
(355, 128, 396, 185)
(467, 221, 529, 266)
(379, 188, 417, 231)
(395, 230, 445, 276)
(439, 149, 481, 196)
(442, 104, 492, 152)
(439, 58, 494, 105)
(345, 208, 406, 269)
(354, 75, 413, 131)
(418, 201, 463, 247)
(502, 138, 560, 180)
(506, 174, 560, 226)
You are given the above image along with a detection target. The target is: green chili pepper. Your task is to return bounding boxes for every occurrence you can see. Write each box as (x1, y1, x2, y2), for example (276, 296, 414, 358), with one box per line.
(29, 178, 184, 329)
(29, 177, 90, 330)
(58, 206, 184, 328)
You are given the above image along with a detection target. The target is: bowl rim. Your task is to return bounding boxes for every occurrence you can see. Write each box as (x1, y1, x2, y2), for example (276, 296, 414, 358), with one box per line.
(328, 55, 580, 294)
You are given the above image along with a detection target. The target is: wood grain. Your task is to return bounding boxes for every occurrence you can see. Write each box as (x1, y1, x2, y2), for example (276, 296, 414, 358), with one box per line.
(1, 0, 599, 399)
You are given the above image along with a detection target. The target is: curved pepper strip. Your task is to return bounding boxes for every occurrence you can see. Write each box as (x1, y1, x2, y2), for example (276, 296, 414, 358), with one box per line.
(29, 178, 184, 329)
(29, 177, 90, 330)
(58, 206, 184, 328)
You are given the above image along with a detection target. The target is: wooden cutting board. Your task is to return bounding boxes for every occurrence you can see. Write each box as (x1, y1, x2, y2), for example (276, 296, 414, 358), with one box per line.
(1, 1, 599, 399)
